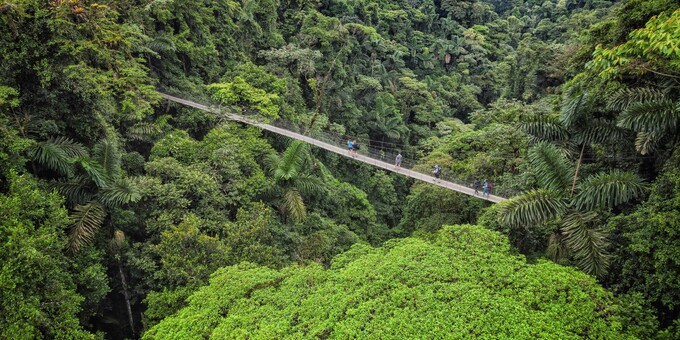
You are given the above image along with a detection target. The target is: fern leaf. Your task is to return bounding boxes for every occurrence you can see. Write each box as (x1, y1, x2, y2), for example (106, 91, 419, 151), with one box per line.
(277, 141, 308, 181)
(74, 157, 109, 188)
(546, 232, 568, 262)
(283, 189, 306, 223)
(291, 175, 325, 196)
(635, 131, 664, 155)
(52, 176, 92, 205)
(127, 123, 161, 141)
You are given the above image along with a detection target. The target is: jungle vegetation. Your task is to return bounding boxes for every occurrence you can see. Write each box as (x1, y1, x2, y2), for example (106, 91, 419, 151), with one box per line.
(1, 0, 679, 338)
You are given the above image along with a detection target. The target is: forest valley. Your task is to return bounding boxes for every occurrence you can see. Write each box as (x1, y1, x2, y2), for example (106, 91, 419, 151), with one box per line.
(1, 0, 679, 338)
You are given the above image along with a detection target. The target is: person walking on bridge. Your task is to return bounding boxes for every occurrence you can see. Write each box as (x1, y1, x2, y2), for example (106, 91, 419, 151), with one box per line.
(347, 139, 353, 156)
(352, 140, 360, 157)
(395, 153, 402, 168)
(482, 179, 490, 197)
(473, 179, 481, 195)
(433, 164, 442, 183)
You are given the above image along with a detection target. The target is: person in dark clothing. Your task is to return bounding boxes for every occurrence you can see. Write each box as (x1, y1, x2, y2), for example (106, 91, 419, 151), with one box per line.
(352, 140, 360, 157)
(433, 164, 442, 182)
(473, 179, 481, 195)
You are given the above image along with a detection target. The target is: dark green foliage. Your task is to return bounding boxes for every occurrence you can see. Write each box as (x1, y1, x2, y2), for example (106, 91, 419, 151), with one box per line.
(397, 184, 483, 236)
(607, 154, 680, 329)
(2, 0, 679, 336)
(0, 172, 95, 339)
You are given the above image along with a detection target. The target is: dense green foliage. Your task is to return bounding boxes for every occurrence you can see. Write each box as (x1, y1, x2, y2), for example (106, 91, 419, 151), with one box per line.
(1, 0, 679, 337)
(0, 172, 100, 339)
(144, 225, 642, 339)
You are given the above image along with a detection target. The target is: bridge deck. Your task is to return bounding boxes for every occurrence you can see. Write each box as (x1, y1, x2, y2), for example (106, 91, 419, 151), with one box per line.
(160, 93, 506, 203)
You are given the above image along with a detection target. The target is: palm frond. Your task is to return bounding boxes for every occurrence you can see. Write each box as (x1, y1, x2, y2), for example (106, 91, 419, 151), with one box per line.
(546, 232, 568, 262)
(560, 210, 610, 277)
(291, 175, 326, 196)
(528, 142, 574, 193)
(573, 170, 646, 210)
(519, 116, 570, 142)
(277, 141, 308, 180)
(264, 153, 281, 176)
(499, 189, 567, 228)
(607, 87, 666, 111)
(74, 157, 109, 188)
(572, 118, 630, 145)
(99, 177, 141, 207)
(315, 160, 334, 180)
(283, 189, 306, 223)
(560, 93, 588, 127)
(147, 35, 176, 54)
(127, 123, 161, 141)
(69, 201, 106, 252)
(52, 176, 92, 204)
(27, 137, 87, 176)
(635, 131, 664, 155)
(93, 139, 121, 179)
(617, 98, 678, 133)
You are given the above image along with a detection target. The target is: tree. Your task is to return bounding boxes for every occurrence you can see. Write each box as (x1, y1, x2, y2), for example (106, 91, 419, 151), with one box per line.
(143, 214, 232, 327)
(0, 172, 94, 339)
(607, 152, 680, 331)
(499, 142, 646, 276)
(590, 8, 680, 79)
(264, 140, 325, 223)
(207, 77, 282, 120)
(608, 85, 680, 155)
(366, 93, 409, 145)
(143, 225, 647, 339)
(48, 138, 141, 251)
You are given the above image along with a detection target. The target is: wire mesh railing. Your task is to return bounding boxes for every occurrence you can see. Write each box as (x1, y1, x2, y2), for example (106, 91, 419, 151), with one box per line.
(158, 88, 511, 200)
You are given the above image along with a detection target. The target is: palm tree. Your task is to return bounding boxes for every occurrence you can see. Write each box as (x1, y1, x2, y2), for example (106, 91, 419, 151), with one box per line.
(521, 87, 629, 193)
(499, 142, 645, 276)
(506, 88, 645, 276)
(264, 140, 325, 223)
(608, 85, 680, 155)
(32, 138, 141, 251)
(367, 94, 409, 145)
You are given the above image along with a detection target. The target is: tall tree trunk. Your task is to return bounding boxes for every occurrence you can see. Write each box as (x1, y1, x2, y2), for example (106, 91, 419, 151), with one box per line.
(118, 264, 135, 338)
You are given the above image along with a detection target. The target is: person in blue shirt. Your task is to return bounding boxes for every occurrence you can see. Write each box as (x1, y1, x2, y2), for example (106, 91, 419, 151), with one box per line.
(347, 139, 353, 155)
(483, 179, 489, 197)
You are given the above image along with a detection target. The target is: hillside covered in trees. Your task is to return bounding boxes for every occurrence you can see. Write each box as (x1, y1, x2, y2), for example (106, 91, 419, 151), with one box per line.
(1, 0, 679, 338)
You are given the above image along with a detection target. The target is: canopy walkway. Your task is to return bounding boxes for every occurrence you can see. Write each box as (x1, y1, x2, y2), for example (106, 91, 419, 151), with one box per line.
(159, 93, 506, 203)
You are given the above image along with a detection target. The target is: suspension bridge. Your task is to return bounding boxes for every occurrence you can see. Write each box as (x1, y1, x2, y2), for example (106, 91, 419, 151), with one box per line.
(159, 93, 506, 203)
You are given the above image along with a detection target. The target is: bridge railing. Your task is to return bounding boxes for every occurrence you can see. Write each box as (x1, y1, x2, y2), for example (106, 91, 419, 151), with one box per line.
(158, 87, 517, 198)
